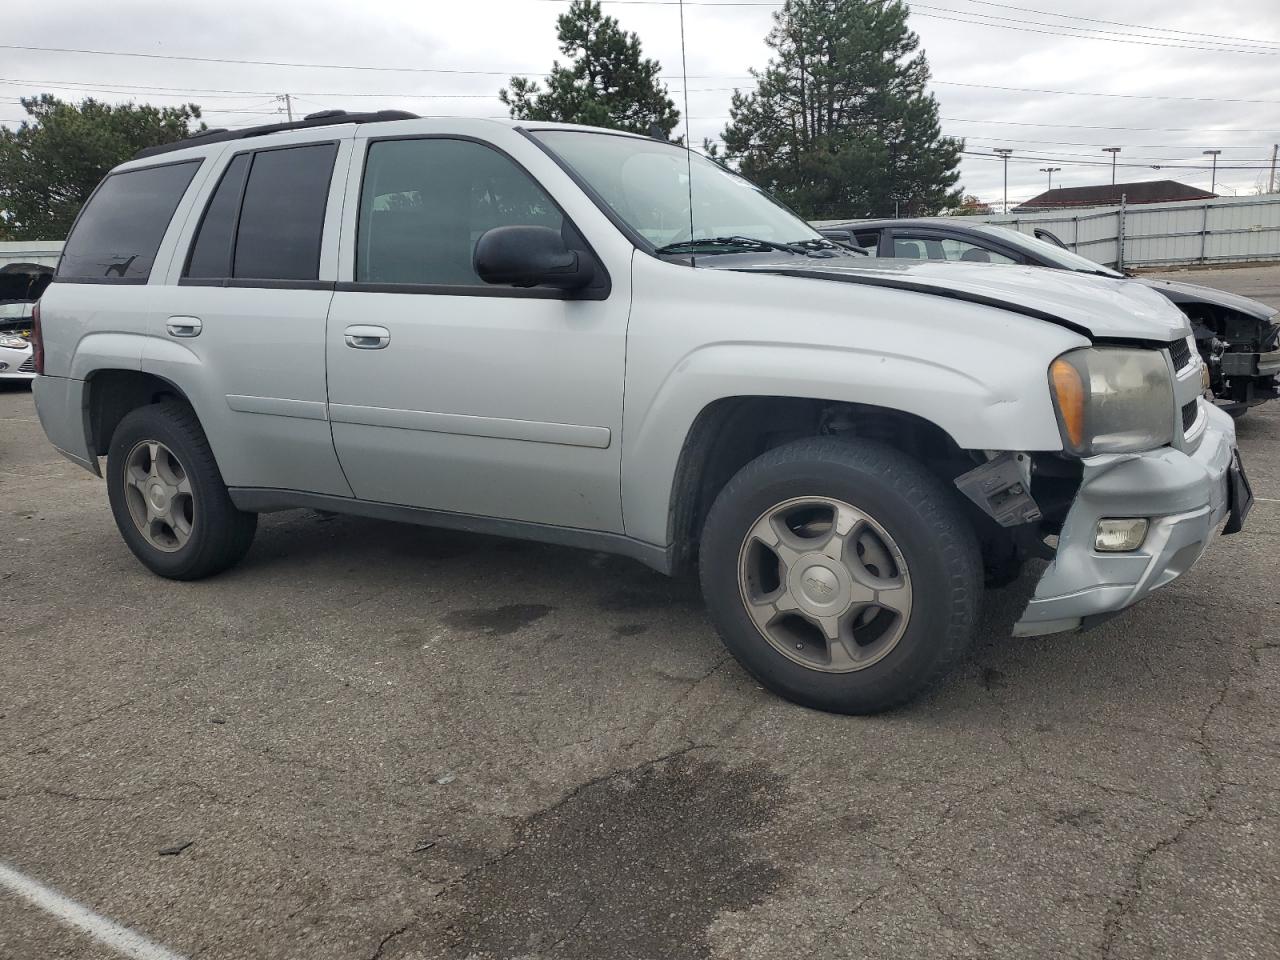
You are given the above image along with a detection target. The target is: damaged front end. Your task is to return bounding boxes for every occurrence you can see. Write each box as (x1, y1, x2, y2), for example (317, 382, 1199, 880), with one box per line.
(956, 342, 1253, 637)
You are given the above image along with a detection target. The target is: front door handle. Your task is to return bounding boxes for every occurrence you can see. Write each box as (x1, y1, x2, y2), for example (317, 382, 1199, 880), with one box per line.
(166, 316, 202, 338)
(344, 325, 391, 350)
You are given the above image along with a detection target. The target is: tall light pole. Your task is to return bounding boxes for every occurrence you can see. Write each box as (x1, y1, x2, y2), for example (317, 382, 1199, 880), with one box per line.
(1103, 147, 1121, 186)
(1039, 166, 1061, 191)
(994, 148, 1013, 214)
(1203, 149, 1221, 194)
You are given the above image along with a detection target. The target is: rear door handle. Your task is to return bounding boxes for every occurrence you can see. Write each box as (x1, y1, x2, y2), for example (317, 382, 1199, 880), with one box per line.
(344, 325, 391, 350)
(166, 316, 202, 338)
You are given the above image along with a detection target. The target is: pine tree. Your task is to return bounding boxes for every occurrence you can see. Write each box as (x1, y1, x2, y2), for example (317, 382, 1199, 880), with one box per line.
(501, 0, 680, 137)
(720, 0, 963, 219)
(0, 96, 202, 239)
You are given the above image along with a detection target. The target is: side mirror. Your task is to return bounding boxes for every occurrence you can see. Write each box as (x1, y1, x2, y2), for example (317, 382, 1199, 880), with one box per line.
(474, 225, 595, 291)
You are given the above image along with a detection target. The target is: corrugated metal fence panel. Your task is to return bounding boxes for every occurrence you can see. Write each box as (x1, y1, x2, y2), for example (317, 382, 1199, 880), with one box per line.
(965, 195, 1280, 268)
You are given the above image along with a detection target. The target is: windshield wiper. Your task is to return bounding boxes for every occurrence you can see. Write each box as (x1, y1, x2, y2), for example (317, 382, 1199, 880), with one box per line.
(654, 235, 812, 256)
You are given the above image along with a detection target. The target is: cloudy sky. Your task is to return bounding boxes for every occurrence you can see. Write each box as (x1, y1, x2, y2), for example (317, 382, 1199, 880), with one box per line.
(4, 0, 1278, 208)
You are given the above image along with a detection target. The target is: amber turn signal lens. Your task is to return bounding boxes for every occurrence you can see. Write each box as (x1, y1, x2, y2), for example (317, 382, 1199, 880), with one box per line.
(1050, 357, 1086, 451)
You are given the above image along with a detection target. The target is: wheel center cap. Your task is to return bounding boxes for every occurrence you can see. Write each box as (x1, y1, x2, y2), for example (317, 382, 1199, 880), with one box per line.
(800, 566, 838, 603)
(149, 483, 169, 511)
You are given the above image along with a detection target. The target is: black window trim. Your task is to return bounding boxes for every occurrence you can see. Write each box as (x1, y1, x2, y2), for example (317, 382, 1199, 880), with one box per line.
(54, 156, 204, 286)
(178, 139, 341, 289)
(340, 132, 611, 301)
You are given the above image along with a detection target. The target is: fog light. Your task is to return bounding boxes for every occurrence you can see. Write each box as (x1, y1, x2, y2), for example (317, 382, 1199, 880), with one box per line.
(1095, 518, 1149, 552)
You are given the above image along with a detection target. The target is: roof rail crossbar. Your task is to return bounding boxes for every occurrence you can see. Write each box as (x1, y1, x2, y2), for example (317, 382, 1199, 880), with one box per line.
(132, 109, 419, 160)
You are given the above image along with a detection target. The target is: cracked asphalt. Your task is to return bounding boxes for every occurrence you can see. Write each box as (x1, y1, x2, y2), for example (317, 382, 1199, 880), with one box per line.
(2, 267, 1279, 960)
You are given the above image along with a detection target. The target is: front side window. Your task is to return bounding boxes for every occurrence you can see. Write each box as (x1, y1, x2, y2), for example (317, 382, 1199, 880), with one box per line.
(532, 130, 822, 249)
(938, 237, 1017, 264)
(356, 138, 562, 286)
(58, 161, 200, 282)
(184, 143, 337, 283)
(889, 235, 1018, 264)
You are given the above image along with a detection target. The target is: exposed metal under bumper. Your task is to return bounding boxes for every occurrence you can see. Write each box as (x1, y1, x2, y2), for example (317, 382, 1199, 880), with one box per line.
(1013, 403, 1238, 637)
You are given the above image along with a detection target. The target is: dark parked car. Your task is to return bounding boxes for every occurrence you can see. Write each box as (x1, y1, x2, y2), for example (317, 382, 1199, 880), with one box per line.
(819, 219, 1279, 415)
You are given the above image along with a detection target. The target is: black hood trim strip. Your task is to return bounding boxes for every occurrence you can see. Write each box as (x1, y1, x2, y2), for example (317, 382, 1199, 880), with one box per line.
(738, 266, 1094, 339)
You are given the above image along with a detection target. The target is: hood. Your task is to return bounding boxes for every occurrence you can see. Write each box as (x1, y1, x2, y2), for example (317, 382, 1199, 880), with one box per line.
(1131, 276, 1278, 322)
(724, 257, 1191, 342)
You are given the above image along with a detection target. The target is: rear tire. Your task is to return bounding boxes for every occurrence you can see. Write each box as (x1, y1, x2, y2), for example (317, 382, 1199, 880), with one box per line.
(699, 437, 981, 714)
(106, 401, 256, 580)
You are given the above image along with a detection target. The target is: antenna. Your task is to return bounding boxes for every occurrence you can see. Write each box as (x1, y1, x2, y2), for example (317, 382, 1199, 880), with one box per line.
(677, 0, 695, 251)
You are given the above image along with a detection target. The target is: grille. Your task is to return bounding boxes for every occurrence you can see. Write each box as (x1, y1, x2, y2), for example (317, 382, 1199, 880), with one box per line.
(18, 355, 35, 373)
(1168, 337, 1192, 371)
(1182, 400, 1199, 433)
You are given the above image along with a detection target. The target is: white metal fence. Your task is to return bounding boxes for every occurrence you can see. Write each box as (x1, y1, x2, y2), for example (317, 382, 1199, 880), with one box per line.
(955, 194, 1280, 270)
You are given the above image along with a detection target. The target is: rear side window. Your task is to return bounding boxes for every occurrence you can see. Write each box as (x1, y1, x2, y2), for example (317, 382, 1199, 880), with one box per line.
(58, 160, 200, 283)
(184, 142, 337, 283)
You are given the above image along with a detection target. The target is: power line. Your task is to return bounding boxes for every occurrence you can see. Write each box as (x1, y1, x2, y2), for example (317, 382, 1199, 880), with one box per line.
(0, 42, 750, 78)
(931, 79, 1280, 106)
(943, 0, 1280, 49)
(533, 0, 1280, 54)
(906, 6, 1280, 56)
(961, 151, 1271, 171)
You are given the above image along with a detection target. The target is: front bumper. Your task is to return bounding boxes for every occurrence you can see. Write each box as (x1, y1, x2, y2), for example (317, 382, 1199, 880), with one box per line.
(0, 346, 35, 380)
(1220, 346, 1280, 380)
(1013, 402, 1243, 637)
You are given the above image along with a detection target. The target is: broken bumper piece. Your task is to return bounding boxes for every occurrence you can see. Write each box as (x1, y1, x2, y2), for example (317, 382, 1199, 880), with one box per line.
(1013, 402, 1242, 637)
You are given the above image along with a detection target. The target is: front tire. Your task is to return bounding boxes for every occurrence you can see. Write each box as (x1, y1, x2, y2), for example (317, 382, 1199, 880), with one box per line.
(699, 437, 981, 714)
(106, 401, 256, 580)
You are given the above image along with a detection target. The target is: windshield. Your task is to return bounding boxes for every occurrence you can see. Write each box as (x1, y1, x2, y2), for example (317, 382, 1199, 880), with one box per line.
(979, 224, 1124, 277)
(532, 129, 823, 250)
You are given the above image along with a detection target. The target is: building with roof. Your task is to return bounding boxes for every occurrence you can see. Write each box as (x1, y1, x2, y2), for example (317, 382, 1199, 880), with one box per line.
(1013, 179, 1215, 213)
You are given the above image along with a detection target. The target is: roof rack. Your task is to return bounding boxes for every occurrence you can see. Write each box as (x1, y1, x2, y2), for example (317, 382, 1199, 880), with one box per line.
(133, 109, 419, 160)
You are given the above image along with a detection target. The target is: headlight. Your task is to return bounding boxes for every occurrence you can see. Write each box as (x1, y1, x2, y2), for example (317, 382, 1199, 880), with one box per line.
(0, 334, 29, 349)
(1048, 347, 1174, 456)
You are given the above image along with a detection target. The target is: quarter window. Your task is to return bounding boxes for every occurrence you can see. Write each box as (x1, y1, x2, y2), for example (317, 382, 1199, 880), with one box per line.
(58, 161, 200, 283)
(185, 153, 250, 279)
(356, 138, 562, 286)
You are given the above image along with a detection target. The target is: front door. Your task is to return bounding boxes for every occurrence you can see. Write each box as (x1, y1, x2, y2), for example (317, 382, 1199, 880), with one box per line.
(325, 133, 630, 533)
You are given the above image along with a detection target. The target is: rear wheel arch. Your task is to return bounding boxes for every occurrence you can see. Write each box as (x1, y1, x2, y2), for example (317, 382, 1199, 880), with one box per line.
(85, 369, 198, 457)
(665, 396, 977, 574)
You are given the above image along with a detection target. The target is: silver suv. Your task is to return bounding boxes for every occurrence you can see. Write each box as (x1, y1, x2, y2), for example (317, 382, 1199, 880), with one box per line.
(32, 111, 1252, 713)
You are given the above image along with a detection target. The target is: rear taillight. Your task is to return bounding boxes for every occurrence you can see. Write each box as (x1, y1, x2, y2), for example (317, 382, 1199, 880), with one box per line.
(31, 302, 44, 375)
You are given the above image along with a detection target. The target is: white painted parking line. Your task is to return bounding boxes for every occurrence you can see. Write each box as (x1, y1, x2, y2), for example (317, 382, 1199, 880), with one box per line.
(0, 861, 189, 960)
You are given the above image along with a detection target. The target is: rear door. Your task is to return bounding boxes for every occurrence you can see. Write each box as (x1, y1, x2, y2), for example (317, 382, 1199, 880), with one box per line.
(146, 136, 354, 496)
(324, 126, 631, 532)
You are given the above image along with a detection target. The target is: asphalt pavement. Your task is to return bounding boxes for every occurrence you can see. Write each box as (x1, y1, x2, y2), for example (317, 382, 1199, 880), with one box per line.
(1, 267, 1277, 960)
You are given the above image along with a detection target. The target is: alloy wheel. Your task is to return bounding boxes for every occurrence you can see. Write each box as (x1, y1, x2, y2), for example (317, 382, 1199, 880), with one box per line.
(122, 439, 195, 553)
(737, 496, 912, 673)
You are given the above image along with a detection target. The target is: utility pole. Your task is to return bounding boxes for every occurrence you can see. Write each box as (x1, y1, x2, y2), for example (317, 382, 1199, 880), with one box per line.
(1203, 149, 1221, 194)
(1103, 147, 1120, 186)
(1039, 166, 1061, 191)
(994, 148, 1013, 214)
(1268, 143, 1276, 194)
(277, 93, 294, 122)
